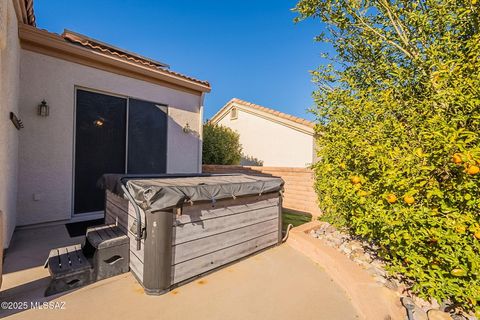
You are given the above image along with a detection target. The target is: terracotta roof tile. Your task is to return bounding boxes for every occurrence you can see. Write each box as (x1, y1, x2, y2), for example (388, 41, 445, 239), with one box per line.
(61, 30, 210, 87)
(229, 98, 315, 128)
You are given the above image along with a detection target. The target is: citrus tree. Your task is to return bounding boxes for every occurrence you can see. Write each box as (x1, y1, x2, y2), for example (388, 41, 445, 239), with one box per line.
(202, 122, 242, 165)
(295, 0, 480, 312)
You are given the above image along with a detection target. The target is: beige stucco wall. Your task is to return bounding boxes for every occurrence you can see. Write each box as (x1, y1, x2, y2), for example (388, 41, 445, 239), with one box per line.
(0, 0, 20, 247)
(216, 109, 314, 167)
(17, 49, 202, 226)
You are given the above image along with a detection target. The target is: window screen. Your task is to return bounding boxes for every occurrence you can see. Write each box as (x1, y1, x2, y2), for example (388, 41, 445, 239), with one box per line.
(127, 98, 167, 174)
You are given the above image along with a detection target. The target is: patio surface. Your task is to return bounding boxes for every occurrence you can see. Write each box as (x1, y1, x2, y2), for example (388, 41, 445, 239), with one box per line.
(0, 224, 359, 320)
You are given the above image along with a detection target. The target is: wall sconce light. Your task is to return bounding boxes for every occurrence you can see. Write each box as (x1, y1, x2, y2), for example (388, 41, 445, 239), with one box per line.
(183, 122, 192, 133)
(37, 100, 49, 117)
(183, 122, 200, 137)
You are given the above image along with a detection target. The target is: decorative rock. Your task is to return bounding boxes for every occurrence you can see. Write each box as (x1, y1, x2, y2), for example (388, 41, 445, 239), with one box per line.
(384, 279, 398, 291)
(427, 309, 453, 320)
(349, 240, 363, 251)
(310, 226, 471, 320)
(401, 297, 428, 320)
(374, 275, 387, 284)
(367, 266, 386, 277)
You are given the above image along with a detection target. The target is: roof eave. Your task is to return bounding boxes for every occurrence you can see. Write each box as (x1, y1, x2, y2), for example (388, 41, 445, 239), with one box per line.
(211, 100, 315, 135)
(13, 0, 35, 26)
(18, 25, 211, 94)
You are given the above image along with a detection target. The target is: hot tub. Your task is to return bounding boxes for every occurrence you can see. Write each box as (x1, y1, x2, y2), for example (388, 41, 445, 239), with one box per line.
(98, 174, 284, 295)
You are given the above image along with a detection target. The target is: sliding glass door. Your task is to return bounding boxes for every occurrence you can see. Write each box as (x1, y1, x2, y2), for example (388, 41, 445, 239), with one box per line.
(74, 89, 167, 214)
(127, 99, 168, 174)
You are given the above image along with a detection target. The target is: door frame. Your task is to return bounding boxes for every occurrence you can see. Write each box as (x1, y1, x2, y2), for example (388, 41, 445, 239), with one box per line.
(71, 85, 169, 218)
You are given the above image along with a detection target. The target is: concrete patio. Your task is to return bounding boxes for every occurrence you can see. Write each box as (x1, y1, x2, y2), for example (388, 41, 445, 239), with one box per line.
(0, 224, 359, 320)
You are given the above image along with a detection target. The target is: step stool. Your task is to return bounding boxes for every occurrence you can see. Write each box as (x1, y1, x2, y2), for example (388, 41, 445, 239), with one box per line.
(44, 244, 93, 296)
(83, 224, 129, 281)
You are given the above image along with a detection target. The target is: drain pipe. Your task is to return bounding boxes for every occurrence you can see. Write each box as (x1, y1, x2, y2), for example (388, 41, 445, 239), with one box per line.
(121, 184, 143, 250)
(282, 224, 294, 242)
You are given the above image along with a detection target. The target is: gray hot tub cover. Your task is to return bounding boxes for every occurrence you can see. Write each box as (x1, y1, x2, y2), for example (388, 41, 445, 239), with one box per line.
(98, 173, 284, 212)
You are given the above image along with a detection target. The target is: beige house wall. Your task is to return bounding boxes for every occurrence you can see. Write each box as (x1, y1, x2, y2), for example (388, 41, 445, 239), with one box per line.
(216, 109, 314, 167)
(0, 0, 20, 247)
(17, 49, 203, 226)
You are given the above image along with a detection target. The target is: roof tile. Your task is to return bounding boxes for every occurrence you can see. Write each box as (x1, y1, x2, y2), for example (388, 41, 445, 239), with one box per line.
(61, 30, 210, 87)
(229, 98, 315, 129)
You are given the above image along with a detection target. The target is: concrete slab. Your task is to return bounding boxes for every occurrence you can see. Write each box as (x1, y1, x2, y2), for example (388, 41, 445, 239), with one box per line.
(0, 224, 360, 320)
(287, 221, 405, 320)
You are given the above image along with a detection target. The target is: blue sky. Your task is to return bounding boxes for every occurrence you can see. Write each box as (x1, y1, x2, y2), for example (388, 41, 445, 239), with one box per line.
(35, 0, 326, 121)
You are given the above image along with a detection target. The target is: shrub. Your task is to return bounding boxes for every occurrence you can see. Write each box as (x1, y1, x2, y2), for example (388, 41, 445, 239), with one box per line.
(295, 0, 480, 312)
(202, 122, 242, 165)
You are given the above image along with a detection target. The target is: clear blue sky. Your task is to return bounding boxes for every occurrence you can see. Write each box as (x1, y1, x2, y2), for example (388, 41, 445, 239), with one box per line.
(35, 0, 326, 121)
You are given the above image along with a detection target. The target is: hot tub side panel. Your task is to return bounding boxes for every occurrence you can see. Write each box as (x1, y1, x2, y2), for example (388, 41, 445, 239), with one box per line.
(171, 193, 281, 285)
(105, 190, 145, 283)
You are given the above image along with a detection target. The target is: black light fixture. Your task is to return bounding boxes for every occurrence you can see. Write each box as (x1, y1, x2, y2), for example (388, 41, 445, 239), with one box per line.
(37, 100, 49, 117)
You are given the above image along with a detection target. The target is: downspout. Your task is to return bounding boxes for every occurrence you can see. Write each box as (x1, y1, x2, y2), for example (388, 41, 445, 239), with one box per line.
(198, 93, 205, 173)
(120, 184, 143, 250)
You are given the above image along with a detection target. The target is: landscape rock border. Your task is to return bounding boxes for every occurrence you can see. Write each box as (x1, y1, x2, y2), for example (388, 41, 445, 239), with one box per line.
(308, 221, 477, 320)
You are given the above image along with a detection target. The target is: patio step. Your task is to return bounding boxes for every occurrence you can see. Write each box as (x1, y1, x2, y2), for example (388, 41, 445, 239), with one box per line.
(44, 244, 94, 296)
(84, 224, 130, 281)
(44, 224, 129, 296)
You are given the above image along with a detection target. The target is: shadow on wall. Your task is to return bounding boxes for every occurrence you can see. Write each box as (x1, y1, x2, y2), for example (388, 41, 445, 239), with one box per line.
(240, 155, 264, 166)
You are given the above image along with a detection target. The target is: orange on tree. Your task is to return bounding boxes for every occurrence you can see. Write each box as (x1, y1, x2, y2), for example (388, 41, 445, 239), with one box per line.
(450, 268, 467, 277)
(467, 165, 479, 175)
(455, 225, 467, 234)
(357, 190, 368, 197)
(350, 176, 361, 184)
(475, 231, 480, 239)
(386, 194, 397, 204)
(404, 195, 415, 205)
(452, 153, 462, 164)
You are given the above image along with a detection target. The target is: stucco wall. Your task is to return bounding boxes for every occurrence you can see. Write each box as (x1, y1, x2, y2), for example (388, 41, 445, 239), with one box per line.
(17, 49, 202, 226)
(216, 109, 314, 167)
(0, 0, 20, 247)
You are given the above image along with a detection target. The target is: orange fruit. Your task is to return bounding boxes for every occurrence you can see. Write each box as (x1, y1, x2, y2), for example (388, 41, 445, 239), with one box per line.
(455, 225, 466, 234)
(350, 176, 361, 184)
(404, 195, 415, 205)
(474, 231, 480, 239)
(467, 165, 480, 175)
(386, 194, 397, 204)
(450, 268, 467, 277)
(357, 190, 368, 197)
(452, 154, 462, 164)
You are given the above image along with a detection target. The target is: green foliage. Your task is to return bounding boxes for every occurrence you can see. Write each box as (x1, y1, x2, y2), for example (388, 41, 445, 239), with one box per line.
(202, 122, 242, 165)
(295, 0, 480, 312)
(282, 212, 312, 231)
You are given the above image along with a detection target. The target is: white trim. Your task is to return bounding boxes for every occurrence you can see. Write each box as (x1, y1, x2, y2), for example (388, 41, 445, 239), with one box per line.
(198, 93, 205, 173)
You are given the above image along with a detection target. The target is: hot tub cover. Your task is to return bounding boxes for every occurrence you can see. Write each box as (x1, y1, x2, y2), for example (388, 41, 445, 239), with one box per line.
(98, 174, 284, 212)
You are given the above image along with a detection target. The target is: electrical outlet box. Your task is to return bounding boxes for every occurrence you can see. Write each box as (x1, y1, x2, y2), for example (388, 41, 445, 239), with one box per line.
(33, 193, 42, 201)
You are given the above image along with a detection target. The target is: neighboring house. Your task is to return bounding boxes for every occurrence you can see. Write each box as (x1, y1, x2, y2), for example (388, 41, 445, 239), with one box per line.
(0, 0, 210, 248)
(210, 98, 316, 168)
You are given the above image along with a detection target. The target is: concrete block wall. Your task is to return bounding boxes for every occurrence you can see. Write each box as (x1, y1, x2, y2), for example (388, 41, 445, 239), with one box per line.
(202, 165, 322, 217)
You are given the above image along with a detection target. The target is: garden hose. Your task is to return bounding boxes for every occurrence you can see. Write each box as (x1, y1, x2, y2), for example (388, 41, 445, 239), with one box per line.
(282, 224, 294, 242)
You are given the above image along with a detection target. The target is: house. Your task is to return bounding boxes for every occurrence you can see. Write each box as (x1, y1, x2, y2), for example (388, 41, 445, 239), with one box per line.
(0, 0, 210, 248)
(210, 98, 316, 168)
